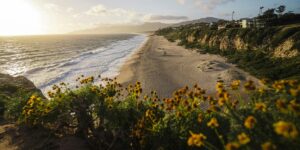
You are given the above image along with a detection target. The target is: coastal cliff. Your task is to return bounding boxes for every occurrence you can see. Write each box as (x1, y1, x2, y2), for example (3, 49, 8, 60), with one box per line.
(0, 73, 43, 118)
(0, 74, 42, 97)
(188, 26, 299, 58)
(156, 25, 300, 80)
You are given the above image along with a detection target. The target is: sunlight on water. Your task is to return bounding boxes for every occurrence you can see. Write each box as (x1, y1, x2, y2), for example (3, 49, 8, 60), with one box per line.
(0, 34, 147, 95)
(5, 63, 27, 76)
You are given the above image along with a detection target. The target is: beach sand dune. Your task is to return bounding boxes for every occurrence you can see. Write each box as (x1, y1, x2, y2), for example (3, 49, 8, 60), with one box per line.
(118, 35, 258, 97)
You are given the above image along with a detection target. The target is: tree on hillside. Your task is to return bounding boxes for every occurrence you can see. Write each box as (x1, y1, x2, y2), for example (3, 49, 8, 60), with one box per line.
(263, 8, 275, 16)
(256, 5, 300, 26)
(276, 5, 286, 16)
(257, 8, 278, 26)
(259, 6, 264, 16)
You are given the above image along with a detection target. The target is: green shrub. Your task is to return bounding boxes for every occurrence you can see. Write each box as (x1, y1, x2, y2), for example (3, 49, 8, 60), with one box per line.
(3, 75, 300, 150)
(271, 26, 300, 47)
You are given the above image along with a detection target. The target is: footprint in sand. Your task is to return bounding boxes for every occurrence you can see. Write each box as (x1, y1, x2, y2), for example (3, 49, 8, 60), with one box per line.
(197, 61, 228, 72)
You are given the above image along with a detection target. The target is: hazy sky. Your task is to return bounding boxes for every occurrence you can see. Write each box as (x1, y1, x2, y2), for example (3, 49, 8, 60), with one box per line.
(0, 0, 299, 35)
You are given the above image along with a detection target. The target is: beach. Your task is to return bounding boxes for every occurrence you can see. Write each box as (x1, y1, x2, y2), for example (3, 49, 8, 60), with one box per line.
(117, 34, 259, 97)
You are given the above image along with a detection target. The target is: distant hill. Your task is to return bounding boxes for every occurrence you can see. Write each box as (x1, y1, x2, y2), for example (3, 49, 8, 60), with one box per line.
(72, 22, 171, 34)
(71, 17, 222, 34)
(172, 17, 221, 27)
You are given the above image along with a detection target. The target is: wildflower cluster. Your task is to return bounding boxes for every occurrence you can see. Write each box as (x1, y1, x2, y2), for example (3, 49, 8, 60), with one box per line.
(6, 77, 300, 149)
(185, 79, 300, 149)
(21, 95, 51, 125)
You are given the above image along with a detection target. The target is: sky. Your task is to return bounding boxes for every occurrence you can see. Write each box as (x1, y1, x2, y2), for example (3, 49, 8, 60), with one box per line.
(0, 0, 299, 35)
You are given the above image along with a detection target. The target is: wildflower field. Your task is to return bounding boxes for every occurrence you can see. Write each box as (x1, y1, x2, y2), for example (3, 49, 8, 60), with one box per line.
(2, 76, 300, 150)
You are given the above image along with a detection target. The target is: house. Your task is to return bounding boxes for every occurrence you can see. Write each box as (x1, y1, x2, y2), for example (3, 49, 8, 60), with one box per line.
(254, 18, 266, 28)
(240, 19, 254, 28)
(218, 25, 226, 30)
(238, 18, 266, 29)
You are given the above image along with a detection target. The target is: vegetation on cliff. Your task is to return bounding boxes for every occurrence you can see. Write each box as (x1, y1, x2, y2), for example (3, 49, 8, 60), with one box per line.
(1, 75, 299, 150)
(0, 73, 43, 120)
(156, 24, 300, 80)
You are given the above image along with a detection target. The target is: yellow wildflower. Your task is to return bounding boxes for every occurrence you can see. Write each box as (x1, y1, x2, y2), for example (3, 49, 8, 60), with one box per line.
(258, 88, 266, 94)
(288, 100, 300, 114)
(218, 98, 226, 106)
(197, 113, 203, 123)
(260, 78, 269, 85)
(216, 82, 224, 90)
(287, 80, 298, 87)
(231, 80, 240, 90)
(145, 109, 153, 118)
(244, 116, 256, 129)
(91, 86, 98, 92)
(27, 99, 34, 107)
(289, 88, 299, 97)
(27, 109, 33, 115)
(223, 92, 230, 101)
(272, 81, 285, 92)
(225, 142, 240, 150)
(273, 121, 298, 139)
(244, 80, 256, 91)
(237, 133, 250, 145)
(30, 95, 37, 100)
(207, 117, 219, 128)
(187, 132, 207, 147)
(276, 99, 288, 113)
(261, 141, 276, 150)
(44, 106, 51, 113)
(216, 82, 224, 93)
(255, 102, 267, 112)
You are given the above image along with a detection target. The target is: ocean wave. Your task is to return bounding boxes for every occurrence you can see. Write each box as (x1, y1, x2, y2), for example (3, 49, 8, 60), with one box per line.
(1, 34, 147, 94)
(32, 34, 147, 94)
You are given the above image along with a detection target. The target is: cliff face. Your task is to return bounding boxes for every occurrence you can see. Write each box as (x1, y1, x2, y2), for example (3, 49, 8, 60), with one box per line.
(0, 73, 43, 118)
(183, 26, 300, 58)
(0, 73, 42, 98)
(156, 25, 300, 80)
(0, 73, 44, 110)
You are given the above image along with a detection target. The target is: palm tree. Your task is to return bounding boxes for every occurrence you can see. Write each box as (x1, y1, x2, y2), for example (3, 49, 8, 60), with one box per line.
(232, 11, 235, 21)
(259, 6, 264, 16)
(276, 5, 286, 16)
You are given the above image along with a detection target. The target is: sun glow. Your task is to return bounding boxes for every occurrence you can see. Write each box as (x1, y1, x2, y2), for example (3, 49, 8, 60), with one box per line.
(0, 0, 42, 36)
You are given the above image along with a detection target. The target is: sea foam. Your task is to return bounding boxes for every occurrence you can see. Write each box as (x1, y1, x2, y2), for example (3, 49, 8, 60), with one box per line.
(0, 34, 147, 95)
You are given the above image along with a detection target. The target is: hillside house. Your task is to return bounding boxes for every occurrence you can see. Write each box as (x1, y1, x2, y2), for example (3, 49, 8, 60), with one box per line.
(239, 18, 266, 28)
(241, 19, 254, 28)
(254, 18, 266, 28)
(218, 25, 226, 30)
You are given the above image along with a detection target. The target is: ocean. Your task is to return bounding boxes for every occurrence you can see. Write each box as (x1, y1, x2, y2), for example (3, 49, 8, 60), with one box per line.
(0, 34, 147, 94)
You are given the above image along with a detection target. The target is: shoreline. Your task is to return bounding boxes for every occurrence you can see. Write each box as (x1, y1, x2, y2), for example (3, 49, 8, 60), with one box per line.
(116, 34, 151, 84)
(117, 35, 259, 97)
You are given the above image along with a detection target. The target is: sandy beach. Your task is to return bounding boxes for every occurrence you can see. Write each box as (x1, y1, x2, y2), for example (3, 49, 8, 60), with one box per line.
(117, 35, 259, 98)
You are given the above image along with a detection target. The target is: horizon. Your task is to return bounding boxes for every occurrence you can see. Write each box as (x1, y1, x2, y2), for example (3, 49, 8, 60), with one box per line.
(0, 0, 299, 36)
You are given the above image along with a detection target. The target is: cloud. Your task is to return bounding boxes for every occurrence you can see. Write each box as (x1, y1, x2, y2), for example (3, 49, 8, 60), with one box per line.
(194, 0, 235, 12)
(176, 0, 234, 13)
(177, 0, 186, 5)
(44, 3, 59, 11)
(85, 4, 144, 25)
(85, 4, 107, 16)
(146, 15, 189, 21)
(67, 7, 74, 13)
(85, 4, 138, 18)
